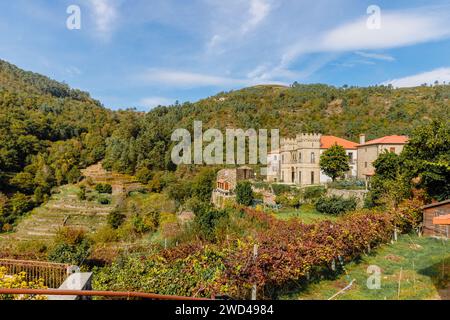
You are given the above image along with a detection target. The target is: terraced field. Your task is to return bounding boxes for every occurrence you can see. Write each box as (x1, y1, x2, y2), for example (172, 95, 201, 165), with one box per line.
(0, 163, 143, 246)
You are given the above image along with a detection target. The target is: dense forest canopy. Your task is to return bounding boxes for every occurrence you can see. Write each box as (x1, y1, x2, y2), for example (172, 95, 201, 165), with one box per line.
(0, 59, 449, 229)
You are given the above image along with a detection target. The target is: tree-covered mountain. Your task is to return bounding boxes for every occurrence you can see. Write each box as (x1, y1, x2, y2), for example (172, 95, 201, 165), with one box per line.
(1, 59, 449, 230)
(103, 83, 450, 174)
(0, 60, 117, 230)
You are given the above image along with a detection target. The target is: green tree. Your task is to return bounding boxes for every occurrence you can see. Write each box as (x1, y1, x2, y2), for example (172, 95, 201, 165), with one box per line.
(319, 144, 350, 181)
(194, 204, 228, 242)
(373, 150, 402, 179)
(366, 151, 410, 209)
(235, 181, 254, 206)
(67, 167, 81, 184)
(191, 168, 216, 203)
(401, 120, 450, 201)
(10, 192, 33, 217)
(10, 171, 35, 193)
(33, 186, 44, 204)
(135, 167, 153, 184)
(95, 183, 112, 194)
(107, 209, 126, 229)
(77, 185, 87, 201)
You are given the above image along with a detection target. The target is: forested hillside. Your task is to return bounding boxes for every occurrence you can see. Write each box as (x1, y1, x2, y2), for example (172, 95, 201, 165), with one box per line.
(1, 59, 449, 231)
(0, 60, 117, 231)
(103, 83, 450, 174)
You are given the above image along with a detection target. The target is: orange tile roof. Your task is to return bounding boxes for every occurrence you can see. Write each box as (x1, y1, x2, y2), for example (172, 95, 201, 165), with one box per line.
(320, 135, 358, 150)
(358, 135, 408, 146)
(433, 214, 450, 225)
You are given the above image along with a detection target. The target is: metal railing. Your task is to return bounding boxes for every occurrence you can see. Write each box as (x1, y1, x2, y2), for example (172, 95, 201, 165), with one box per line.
(0, 259, 71, 289)
(0, 288, 212, 300)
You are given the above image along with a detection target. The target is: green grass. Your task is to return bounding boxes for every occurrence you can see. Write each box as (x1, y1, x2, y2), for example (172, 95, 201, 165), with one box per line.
(281, 234, 449, 300)
(273, 204, 340, 224)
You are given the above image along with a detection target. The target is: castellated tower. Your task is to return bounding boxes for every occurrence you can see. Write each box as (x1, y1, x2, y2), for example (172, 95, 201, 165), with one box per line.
(280, 137, 297, 152)
(295, 133, 322, 149)
(279, 133, 323, 185)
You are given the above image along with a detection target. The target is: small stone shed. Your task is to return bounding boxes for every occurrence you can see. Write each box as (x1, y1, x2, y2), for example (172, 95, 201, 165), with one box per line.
(422, 199, 450, 238)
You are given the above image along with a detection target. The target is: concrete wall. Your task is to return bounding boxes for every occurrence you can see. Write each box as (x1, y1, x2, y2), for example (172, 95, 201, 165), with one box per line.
(48, 272, 93, 300)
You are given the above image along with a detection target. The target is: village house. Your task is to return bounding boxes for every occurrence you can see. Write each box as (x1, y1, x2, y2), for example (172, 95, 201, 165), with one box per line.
(422, 199, 450, 239)
(270, 134, 358, 186)
(212, 166, 255, 207)
(356, 134, 408, 180)
(319, 136, 358, 183)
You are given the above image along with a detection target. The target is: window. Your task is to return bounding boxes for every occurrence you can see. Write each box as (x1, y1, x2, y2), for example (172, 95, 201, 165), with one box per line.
(274, 155, 277, 161)
(365, 162, 368, 168)
(311, 152, 315, 163)
(298, 171, 302, 184)
(390, 147, 395, 153)
(348, 152, 353, 163)
(311, 171, 315, 184)
(282, 155, 285, 163)
(299, 152, 302, 163)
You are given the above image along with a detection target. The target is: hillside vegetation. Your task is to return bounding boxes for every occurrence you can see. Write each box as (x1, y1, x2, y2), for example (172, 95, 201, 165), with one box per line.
(0, 60, 118, 231)
(102, 83, 450, 174)
(1, 59, 449, 230)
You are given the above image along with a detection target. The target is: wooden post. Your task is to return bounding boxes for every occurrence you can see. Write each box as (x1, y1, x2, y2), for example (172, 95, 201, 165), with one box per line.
(397, 267, 403, 300)
(251, 244, 258, 300)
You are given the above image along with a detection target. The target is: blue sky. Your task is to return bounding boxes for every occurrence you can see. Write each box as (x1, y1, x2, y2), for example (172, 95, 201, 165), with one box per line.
(2, 0, 450, 110)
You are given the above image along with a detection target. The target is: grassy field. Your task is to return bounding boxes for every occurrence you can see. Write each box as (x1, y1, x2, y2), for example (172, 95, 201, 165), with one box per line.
(281, 234, 449, 300)
(272, 204, 340, 224)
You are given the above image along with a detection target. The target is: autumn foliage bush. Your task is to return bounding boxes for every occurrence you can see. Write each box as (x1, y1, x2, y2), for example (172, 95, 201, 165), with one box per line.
(94, 208, 395, 299)
(390, 197, 425, 234)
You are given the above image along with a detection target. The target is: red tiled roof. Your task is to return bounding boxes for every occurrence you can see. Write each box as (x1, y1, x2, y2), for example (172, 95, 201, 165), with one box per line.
(358, 135, 408, 147)
(320, 135, 358, 150)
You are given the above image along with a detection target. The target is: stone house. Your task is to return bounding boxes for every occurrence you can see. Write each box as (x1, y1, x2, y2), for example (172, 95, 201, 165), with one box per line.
(274, 134, 358, 186)
(212, 166, 255, 207)
(319, 135, 358, 183)
(356, 134, 408, 180)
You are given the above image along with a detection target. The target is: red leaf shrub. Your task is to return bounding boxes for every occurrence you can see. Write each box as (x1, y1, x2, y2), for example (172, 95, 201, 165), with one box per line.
(209, 209, 394, 298)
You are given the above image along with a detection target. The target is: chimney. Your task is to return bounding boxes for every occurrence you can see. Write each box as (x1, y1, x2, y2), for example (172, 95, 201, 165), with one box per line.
(359, 134, 366, 145)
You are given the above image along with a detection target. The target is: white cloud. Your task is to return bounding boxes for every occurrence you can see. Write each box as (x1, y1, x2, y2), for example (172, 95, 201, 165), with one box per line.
(65, 66, 82, 76)
(137, 69, 286, 88)
(139, 97, 175, 108)
(242, 0, 272, 34)
(86, 0, 119, 39)
(281, 8, 450, 67)
(206, 0, 272, 53)
(382, 67, 450, 87)
(355, 51, 395, 62)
